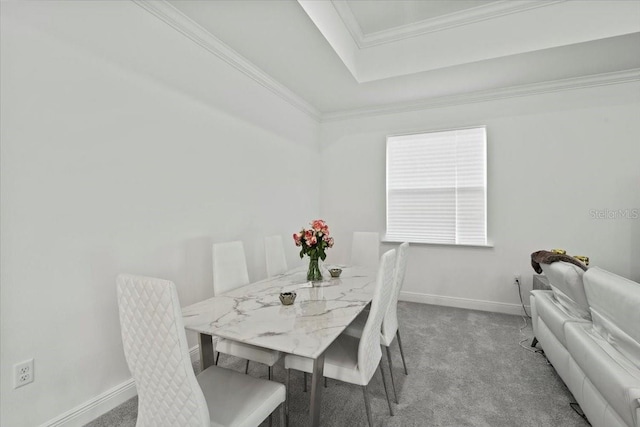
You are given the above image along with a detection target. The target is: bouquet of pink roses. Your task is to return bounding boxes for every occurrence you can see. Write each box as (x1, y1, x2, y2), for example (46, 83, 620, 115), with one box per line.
(293, 219, 334, 263)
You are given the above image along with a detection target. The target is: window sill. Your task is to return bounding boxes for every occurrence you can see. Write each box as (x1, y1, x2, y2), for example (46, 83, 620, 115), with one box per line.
(382, 238, 494, 249)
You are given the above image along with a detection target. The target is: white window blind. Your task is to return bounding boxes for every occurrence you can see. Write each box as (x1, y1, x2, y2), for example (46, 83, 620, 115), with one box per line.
(386, 127, 487, 245)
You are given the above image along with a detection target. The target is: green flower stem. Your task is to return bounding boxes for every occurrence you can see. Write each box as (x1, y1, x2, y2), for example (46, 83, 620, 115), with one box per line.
(307, 254, 323, 281)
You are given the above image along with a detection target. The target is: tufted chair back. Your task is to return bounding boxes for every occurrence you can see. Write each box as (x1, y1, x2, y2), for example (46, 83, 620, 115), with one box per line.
(117, 274, 210, 427)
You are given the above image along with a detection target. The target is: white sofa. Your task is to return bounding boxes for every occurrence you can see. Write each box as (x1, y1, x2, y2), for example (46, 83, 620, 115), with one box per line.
(531, 262, 591, 384)
(530, 264, 640, 427)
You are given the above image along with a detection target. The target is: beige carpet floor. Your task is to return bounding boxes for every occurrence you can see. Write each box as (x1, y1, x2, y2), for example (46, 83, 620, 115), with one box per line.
(87, 302, 590, 427)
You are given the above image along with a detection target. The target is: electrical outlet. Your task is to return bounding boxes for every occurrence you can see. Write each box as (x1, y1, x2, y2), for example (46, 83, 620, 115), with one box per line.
(14, 358, 34, 388)
(513, 274, 521, 286)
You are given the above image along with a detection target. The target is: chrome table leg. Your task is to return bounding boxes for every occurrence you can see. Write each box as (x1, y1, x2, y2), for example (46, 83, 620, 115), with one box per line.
(309, 353, 325, 427)
(199, 334, 215, 369)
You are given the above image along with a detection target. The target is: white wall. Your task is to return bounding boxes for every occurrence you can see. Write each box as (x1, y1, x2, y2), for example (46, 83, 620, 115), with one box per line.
(0, 2, 318, 426)
(2, 1, 640, 426)
(319, 83, 640, 313)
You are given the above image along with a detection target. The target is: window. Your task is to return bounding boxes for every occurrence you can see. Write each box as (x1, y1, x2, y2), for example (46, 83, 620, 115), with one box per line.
(385, 127, 487, 246)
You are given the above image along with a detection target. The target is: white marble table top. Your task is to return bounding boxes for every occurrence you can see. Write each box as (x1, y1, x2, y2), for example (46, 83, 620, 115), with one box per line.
(182, 266, 376, 360)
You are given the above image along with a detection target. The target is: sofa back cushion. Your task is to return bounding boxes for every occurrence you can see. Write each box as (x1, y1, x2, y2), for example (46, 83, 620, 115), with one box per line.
(541, 262, 590, 319)
(584, 267, 640, 369)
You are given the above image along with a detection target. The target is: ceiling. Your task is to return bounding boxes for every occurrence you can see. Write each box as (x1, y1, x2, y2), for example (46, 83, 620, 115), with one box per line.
(162, 0, 640, 119)
(343, 0, 497, 35)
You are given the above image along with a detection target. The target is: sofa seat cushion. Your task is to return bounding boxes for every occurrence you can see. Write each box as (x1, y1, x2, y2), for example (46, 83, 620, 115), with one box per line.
(534, 290, 590, 348)
(568, 356, 631, 427)
(566, 322, 640, 427)
(541, 261, 590, 320)
(583, 267, 640, 370)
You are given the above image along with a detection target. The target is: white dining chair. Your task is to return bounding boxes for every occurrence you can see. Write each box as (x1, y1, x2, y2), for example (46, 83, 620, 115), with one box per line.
(342, 242, 410, 403)
(212, 241, 282, 379)
(265, 235, 288, 277)
(116, 274, 285, 427)
(212, 240, 250, 295)
(351, 232, 380, 270)
(284, 249, 397, 427)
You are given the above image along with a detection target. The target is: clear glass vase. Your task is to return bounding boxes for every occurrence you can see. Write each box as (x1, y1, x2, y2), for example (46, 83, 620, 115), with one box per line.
(307, 254, 323, 281)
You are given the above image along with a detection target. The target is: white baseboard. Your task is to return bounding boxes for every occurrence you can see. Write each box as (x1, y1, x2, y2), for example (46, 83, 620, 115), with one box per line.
(189, 345, 200, 365)
(40, 378, 137, 427)
(399, 291, 530, 316)
(40, 345, 201, 427)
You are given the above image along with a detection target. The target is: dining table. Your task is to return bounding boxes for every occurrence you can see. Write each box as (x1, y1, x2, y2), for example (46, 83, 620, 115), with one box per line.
(182, 265, 377, 427)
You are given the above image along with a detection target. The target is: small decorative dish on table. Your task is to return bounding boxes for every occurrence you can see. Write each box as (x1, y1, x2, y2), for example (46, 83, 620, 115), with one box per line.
(279, 292, 296, 305)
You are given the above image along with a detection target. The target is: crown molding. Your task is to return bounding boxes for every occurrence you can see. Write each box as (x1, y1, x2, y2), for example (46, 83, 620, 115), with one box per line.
(132, 0, 321, 122)
(333, 0, 567, 48)
(330, 1, 366, 49)
(322, 68, 640, 122)
(124, 2, 640, 125)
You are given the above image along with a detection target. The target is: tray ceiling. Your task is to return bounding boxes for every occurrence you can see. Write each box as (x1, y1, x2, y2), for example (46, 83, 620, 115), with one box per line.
(162, 0, 640, 119)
